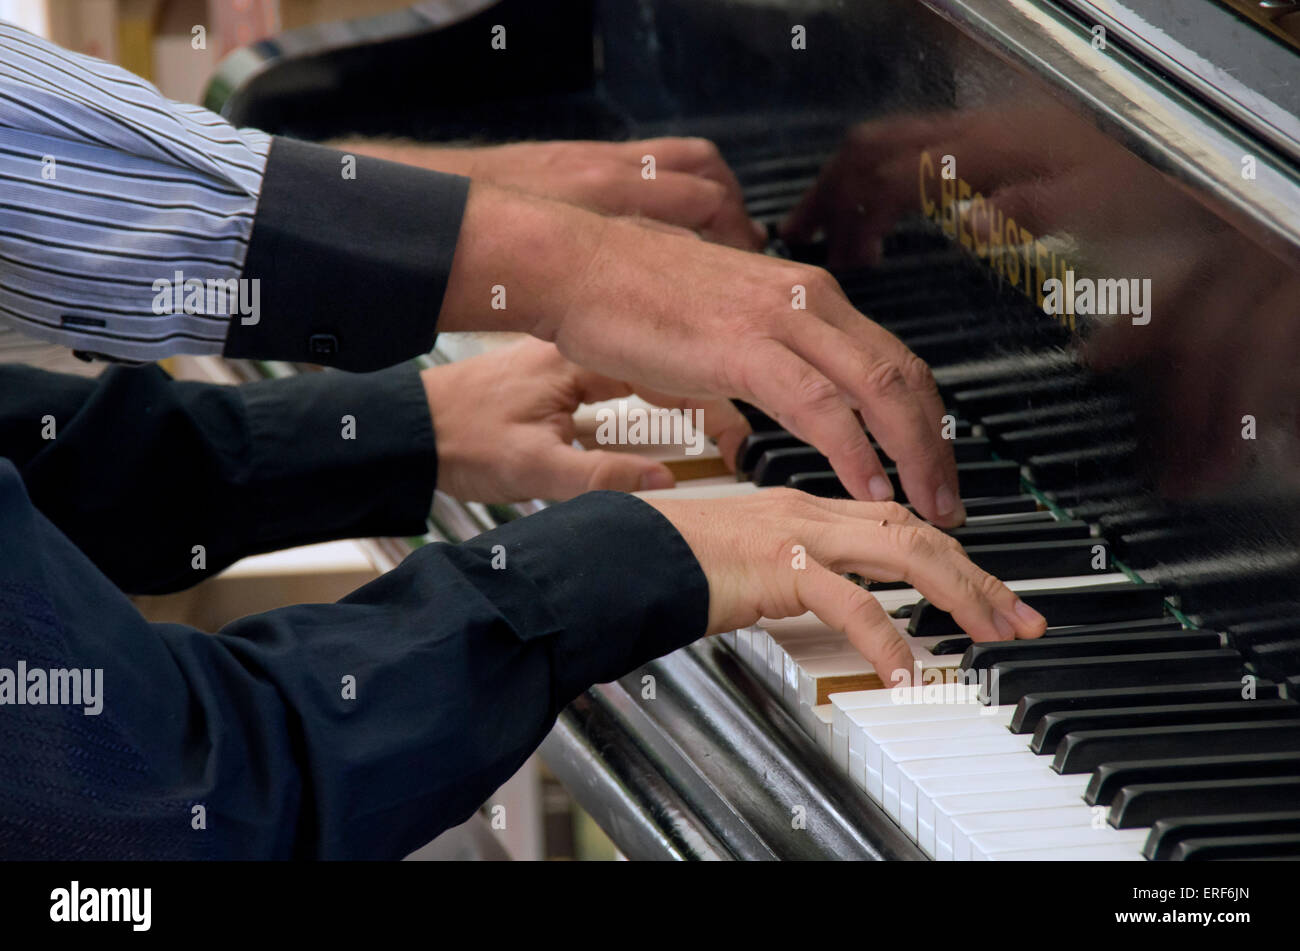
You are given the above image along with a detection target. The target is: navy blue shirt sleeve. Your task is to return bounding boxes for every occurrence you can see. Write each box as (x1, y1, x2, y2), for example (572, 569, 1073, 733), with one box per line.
(0, 465, 710, 859)
(2, 362, 437, 595)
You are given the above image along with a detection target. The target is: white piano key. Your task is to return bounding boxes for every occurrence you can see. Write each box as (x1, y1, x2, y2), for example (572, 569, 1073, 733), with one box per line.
(811, 704, 834, 754)
(949, 804, 1100, 861)
(836, 698, 987, 772)
(880, 734, 1029, 822)
(634, 480, 760, 501)
(862, 707, 1015, 802)
(897, 751, 1040, 834)
(736, 626, 754, 667)
(969, 824, 1148, 861)
(915, 768, 1071, 856)
(979, 843, 1146, 861)
(933, 785, 1090, 859)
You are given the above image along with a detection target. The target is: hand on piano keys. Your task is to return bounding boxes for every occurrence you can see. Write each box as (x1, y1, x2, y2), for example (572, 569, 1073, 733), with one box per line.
(439, 183, 967, 526)
(420, 337, 750, 501)
(644, 489, 1047, 682)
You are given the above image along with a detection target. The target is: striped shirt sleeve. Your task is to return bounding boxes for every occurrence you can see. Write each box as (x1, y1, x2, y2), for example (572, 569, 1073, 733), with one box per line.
(0, 19, 271, 363)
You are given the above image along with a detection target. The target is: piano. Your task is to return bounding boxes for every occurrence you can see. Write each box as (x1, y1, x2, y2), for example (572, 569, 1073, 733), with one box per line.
(204, 0, 1300, 860)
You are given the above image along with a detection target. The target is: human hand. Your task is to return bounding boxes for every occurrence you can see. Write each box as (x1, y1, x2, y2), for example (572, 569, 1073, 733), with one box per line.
(646, 490, 1046, 680)
(421, 338, 750, 503)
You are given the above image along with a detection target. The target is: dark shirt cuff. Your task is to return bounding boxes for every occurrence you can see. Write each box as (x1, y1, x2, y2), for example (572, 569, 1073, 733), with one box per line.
(240, 363, 437, 553)
(227, 136, 469, 371)
(449, 491, 711, 702)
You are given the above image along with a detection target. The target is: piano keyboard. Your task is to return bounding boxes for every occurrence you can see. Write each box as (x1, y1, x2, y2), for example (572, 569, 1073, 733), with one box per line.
(626, 146, 1300, 860)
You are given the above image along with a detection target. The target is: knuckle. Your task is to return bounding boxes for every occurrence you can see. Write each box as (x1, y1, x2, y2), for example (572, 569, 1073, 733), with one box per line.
(767, 486, 807, 516)
(881, 501, 912, 524)
(844, 585, 880, 622)
(800, 265, 838, 295)
(976, 570, 1008, 601)
(864, 359, 910, 399)
(793, 367, 844, 412)
(899, 350, 939, 395)
(891, 524, 930, 558)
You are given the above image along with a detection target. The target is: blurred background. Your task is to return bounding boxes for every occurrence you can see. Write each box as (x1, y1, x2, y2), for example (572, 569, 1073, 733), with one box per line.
(0, 1, 413, 102)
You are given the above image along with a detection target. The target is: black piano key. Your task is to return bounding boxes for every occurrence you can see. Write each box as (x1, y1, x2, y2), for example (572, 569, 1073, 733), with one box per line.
(990, 416, 1136, 460)
(1247, 639, 1300, 681)
(1013, 679, 1277, 735)
(988, 650, 1244, 707)
(1053, 719, 1300, 775)
(736, 431, 803, 475)
(1111, 526, 1217, 568)
(1088, 751, 1300, 807)
(752, 437, 998, 485)
(875, 308, 995, 338)
(961, 538, 1108, 580)
(789, 460, 1021, 502)
(1110, 776, 1300, 828)
(1226, 617, 1300, 651)
(946, 519, 1090, 546)
(1062, 492, 1153, 522)
(904, 323, 1069, 366)
(753, 447, 828, 486)
(1097, 505, 1180, 539)
(945, 437, 995, 463)
(962, 630, 1221, 674)
(979, 396, 1128, 434)
(1032, 699, 1300, 755)
(933, 349, 1080, 395)
(1144, 811, 1300, 860)
(940, 495, 1039, 517)
(907, 583, 1167, 636)
(949, 372, 1096, 420)
(1026, 441, 1138, 488)
(731, 400, 782, 432)
(925, 616, 1180, 658)
(1039, 617, 1183, 637)
(1169, 832, 1300, 860)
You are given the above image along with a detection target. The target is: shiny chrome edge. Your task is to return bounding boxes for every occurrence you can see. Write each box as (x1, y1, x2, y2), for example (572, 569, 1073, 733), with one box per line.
(538, 690, 733, 860)
(621, 641, 925, 860)
(921, 0, 1300, 269)
(1057, 0, 1300, 166)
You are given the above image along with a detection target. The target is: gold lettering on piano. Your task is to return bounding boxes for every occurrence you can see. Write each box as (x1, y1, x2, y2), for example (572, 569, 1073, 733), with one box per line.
(917, 149, 1085, 332)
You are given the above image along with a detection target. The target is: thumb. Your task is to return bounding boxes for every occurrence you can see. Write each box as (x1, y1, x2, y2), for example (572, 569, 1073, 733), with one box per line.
(540, 445, 676, 499)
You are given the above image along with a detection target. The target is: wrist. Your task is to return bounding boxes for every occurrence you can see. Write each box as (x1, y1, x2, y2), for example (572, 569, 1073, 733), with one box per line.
(437, 182, 610, 340)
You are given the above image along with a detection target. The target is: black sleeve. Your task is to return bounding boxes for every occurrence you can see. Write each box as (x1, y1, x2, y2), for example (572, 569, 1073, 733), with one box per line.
(2, 362, 436, 595)
(224, 137, 470, 372)
(0, 464, 710, 859)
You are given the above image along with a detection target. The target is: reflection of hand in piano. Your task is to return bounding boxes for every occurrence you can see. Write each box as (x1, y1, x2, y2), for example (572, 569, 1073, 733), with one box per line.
(645, 489, 1046, 682)
(421, 337, 750, 502)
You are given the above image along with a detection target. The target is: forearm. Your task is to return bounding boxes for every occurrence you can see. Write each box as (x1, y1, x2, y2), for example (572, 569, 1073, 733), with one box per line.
(329, 137, 481, 177)
(7, 363, 436, 594)
(438, 181, 607, 336)
(0, 466, 708, 859)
